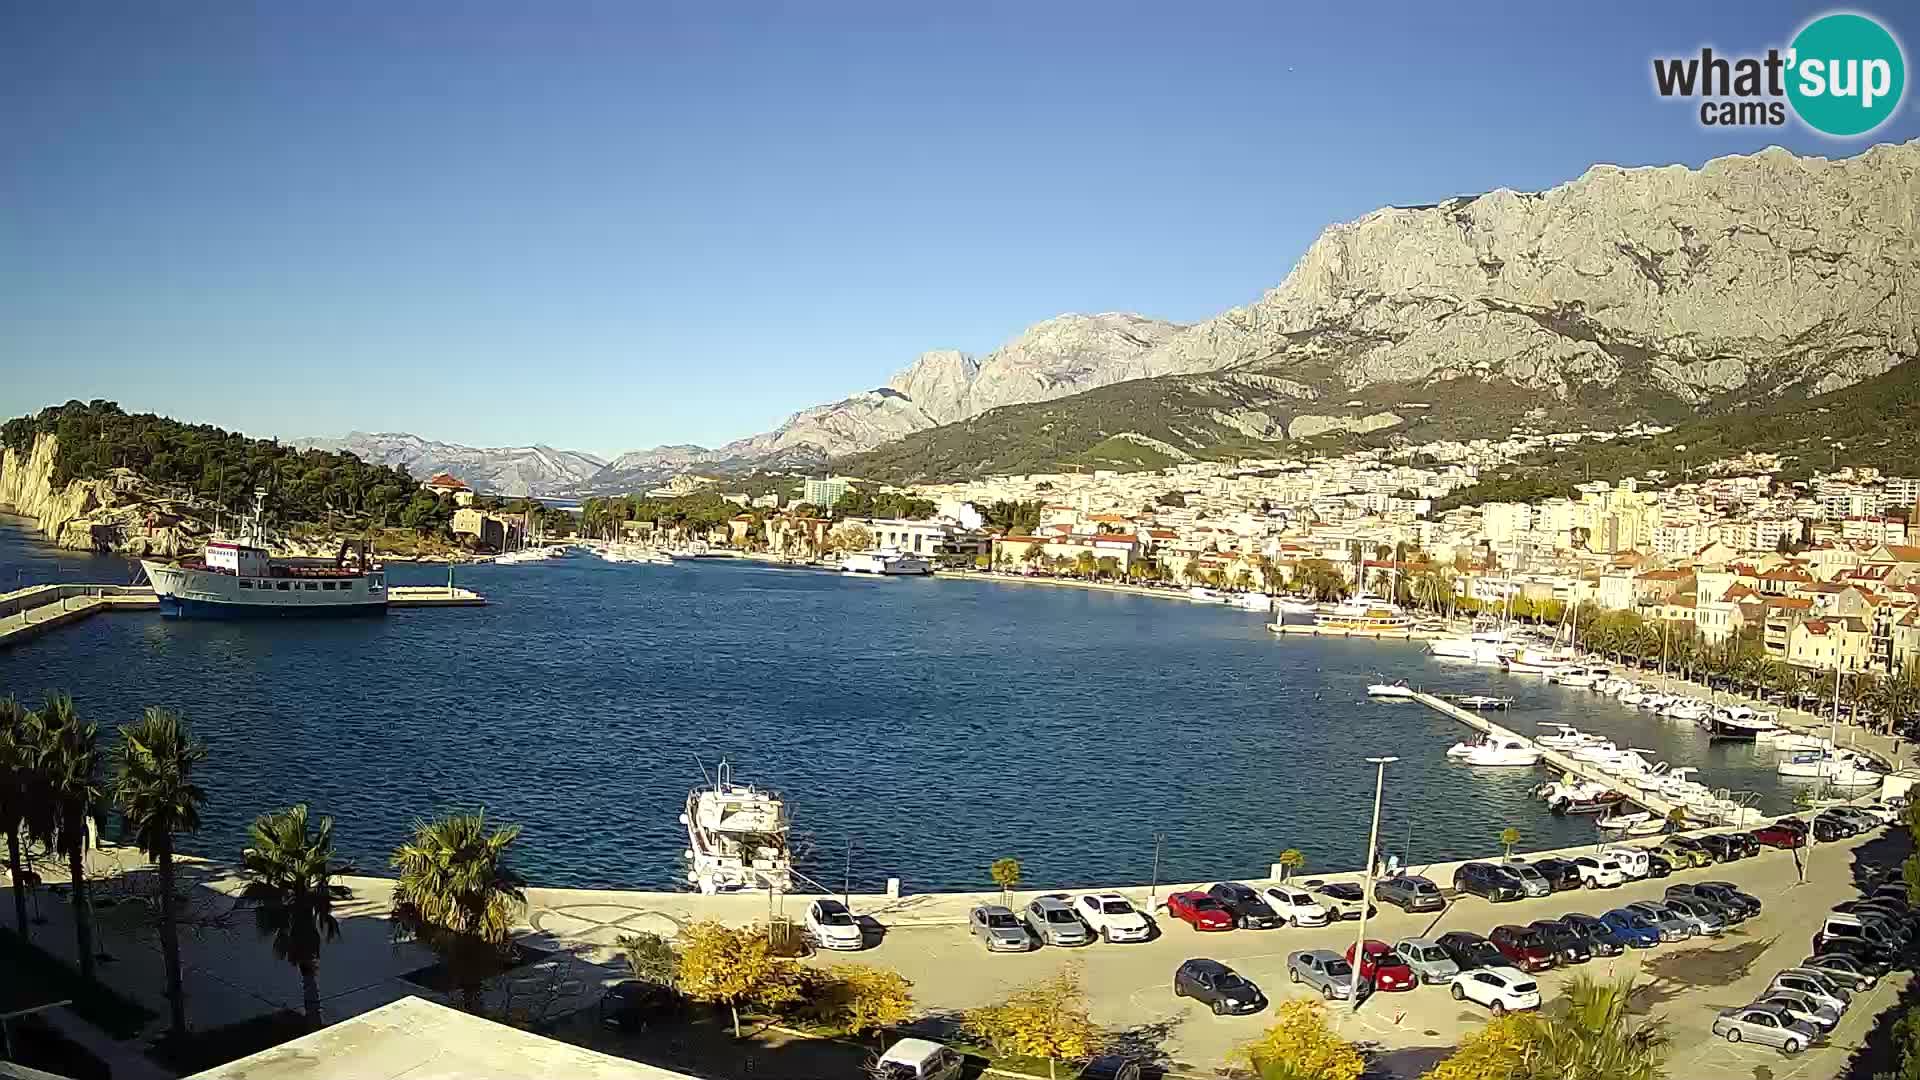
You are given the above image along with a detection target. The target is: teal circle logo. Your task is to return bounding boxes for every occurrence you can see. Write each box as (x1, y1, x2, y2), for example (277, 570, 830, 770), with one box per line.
(1787, 13, 1906, 136)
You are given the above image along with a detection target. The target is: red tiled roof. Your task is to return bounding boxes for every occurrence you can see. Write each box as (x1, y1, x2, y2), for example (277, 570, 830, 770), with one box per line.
(426, 472, 469, 490)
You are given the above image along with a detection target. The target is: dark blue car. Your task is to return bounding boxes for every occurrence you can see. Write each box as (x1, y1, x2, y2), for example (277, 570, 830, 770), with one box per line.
(1600, 908, 1662, 948)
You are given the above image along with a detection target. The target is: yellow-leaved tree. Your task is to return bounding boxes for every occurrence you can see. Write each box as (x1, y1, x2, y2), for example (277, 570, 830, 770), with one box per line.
(1238, 1000, 1365, 1080)
(806, 965, 915, 1041)
(676, 920, 806, 1037)
(1420, 1012, 1533, 1080)
(963, 964, 1099, 1080)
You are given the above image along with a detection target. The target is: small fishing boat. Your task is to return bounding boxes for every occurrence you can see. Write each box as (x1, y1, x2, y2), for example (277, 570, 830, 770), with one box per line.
(1367, 679, 1417, 700)
(1455, 694, 1513, 711)
(1594, 809, 1653, 832)
(1534, 724, 1591, 749)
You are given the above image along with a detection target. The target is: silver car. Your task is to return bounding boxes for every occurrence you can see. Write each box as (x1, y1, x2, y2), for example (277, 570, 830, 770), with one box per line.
(1772, 970, 1851, 1013)
(1625, 901, 1692, 942)
(1393, 937, 1461, 985)
(968, 904, 1031, 952)
(1712, 1003, 1818, 1054)
(1504, 863, 1553, 898)
(1659, 896, 1727, 937)
(1756, 990, 1840, 1032)
(1023, 896, 1091, 946)
(1287, 949, 1370, 1001)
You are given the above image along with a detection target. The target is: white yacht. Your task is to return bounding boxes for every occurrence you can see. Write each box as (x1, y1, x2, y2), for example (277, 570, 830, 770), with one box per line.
(1233, 592, 1274, 612)
(1461, 738, 1544, 767)
(1534, 724, 1593, 749)
(1501, 647, 1571, 675)
(1704, 705, 1780, 741)
(681, 762, 794, 894)
(1548, 665, 1605, 689)
(1275, 596, 1318, 615)
(1427, 624, 1515, 660)
(1187, 586, 1227, 603)
(840, 548, 933, 576)
(1777, 748, 1883, 787)
(1366, 679, 1417, 700)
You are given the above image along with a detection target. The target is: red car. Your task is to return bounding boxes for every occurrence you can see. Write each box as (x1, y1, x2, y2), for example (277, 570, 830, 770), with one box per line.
(1165, 891, 1234, 931)
(1489, 925, 1558, 973)
(1751, 823, 1806, 849)
(1344, 939, 1416, 991)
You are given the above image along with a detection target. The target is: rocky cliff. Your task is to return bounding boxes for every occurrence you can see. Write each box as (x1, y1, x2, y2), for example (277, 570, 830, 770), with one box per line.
(0, 434, 206, 556)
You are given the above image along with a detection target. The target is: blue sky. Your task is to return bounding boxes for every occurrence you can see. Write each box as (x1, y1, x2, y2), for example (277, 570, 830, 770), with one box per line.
(3, 2, 1915, 458)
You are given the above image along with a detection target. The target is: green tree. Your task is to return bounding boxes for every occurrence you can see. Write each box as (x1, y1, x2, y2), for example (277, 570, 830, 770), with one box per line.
(240, 804, 352, 1028)
(1239, 999, 1364, 1080)
(806, 965, 915, 1041)
(964, 965, 1099, 1080)
(1277, 848, 1305, 882)
(1074, 551, 1098, 579)
(1518, 973, 1668, 1080)
(389, 812, 528, 1014)
(1421, 1013, 1533, 1080)
(110, 707, 208, 1037)
(1095, 556, 1120, 581)
(0, 696, 51, 938)
(676, 920, 806, 1037)
(37, 693, 102, 983)
(990, 857, 1022, 902)
(1499, 826, 1520, 861)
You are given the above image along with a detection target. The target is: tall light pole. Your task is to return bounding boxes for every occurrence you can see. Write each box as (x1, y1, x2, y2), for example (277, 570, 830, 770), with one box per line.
(1349, 755, 1398, 1006)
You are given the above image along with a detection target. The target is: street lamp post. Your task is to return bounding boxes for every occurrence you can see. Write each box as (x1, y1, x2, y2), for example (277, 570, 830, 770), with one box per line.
(1349, 755, 1398, 1006)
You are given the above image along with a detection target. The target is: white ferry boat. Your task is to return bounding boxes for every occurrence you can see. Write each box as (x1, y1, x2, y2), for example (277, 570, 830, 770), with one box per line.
(681, 762, 794, 894)
(1313, 595, 1413, 631)
(840, 548, 932, 576)
(140, 492, 387, 618)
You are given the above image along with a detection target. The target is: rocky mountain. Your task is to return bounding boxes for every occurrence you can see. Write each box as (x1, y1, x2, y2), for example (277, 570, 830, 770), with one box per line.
(291, 432, 607, 497)
(843, 141, 1920, 482)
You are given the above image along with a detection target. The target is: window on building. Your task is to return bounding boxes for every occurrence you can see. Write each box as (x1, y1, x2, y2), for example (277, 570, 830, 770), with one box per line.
(239, 580, 252, 589)
(276, 582, 290, 591)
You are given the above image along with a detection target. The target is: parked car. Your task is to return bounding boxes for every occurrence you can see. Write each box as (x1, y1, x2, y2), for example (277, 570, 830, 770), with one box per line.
(1696, 881, 1763, 919)
(1489, 925, 1558, 972)
(1436, 930, 1506, 971)
(1813, 811, 1861, 839)
(1811, 935, 1897, 974)
(968, 905, 1031, 952)
(1751, 823, 1807, 849)
(1656, 836, 1713, 868)
(598, 979, 679, 1030)
(1625, 901, 1693, 941)
(1644, 851, 1674, 879)
(1172, 958, 1267, 1015)
(1024, 896, 1092, 946)
(1448, 966, 1541, 1016)
(1523, 857, 1582, 892)
(1799, 952, 1879, 991)
(1755, 989, 1840, 1032)
(1207, 882, 1283, 930)
(1598, 908, 1663, 948)
(1074, 893, 1152, 943)
(1834, 900, 1917, 938)
(1551, 914, 1623, 957)
(1697, 834, 1743, 863)
(1571, 855, 1624, 889)
(1313, 881, 1378, 920)
(1728, 831, 1761, 859)
(1828, 806, 1884, 832)
(1454, 862, 1525, 902)
(1078, 1056, 1144, 1080)
(1770, 969, 1852, 1014)
(1287, 949, 1369, 1001)
(1858, 801, 1907, 825)
(1810, 815, 1852, 842)
(1258, 885, 1331, 927)
(805, 899, 865, 951)
(1660, 895, 1728, 937)
(1602, 846, 1651, 879)
(1814, 911, 1906, 955)
(1525, 918, 1593, 965)
(1392, 937, 1461, 984)
(1502, 863, 1554, 898)
(1375, 874, 1446, 913)
(876, 1039, 966, 1080)
(1165, 891, 1235, 932)
(1344, 939, 1416, 991)
(1712, 1003, 1818, 1054)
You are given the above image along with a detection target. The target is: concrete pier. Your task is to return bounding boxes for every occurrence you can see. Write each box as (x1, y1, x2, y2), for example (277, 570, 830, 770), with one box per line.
(0, 583, 157, 649)
(1409, 689, 1694, 820)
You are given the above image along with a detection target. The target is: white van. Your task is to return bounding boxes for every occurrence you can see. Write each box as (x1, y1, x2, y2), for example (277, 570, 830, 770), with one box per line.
(875, 1039, 965, 1080)
(1603, 846, 1650, 880)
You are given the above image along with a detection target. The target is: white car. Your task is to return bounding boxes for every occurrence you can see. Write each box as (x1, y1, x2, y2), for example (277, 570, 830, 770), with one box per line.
(1449, 965, 1542, 1016)
(1259, 885, 1331, 927)
(1572, 855, 1625, 889)
(1856, 801, 1906, 825)
(1075, 893, 1152, 943)
(804, 898, 864, 951)
(875, 1038, 964, 1080)
(1602, 846, 1650, 880)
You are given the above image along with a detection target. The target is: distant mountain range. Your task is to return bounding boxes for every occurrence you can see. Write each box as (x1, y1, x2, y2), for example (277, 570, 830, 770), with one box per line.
(289, 432, 607, 497)
(303, 141, 1920, 494)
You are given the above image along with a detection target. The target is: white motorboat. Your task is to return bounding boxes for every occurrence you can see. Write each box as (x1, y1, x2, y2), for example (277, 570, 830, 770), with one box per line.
(1594, 809, 1653, 832)
(1618, 687, 1647, 706)
(1454, 694, 1513, 711)
(1276, 597, 1318, 615)
(1662, 699, 1710, 723)
(1234, 592, 1273, 612)
(681, 761, 794, 894)
(1534, 724, 1592, 749)
(1704, 706, 1780, 741)
(1446, 737, 1487, 759)
(841, 548, 933, 576)
(1548, 665, 1605, 689)
(1761, 731, 1833, 753)
(1568, 739, 1622, 765)
(1188, 587, 1227, 603)
(1367, 679, 1417, 700)
(1462, 738, 1544, 767)
(1777, 749, 1884, 787)
(1502, 647, 1571, 675)
(1637, 693, 1671, 711)
(1428, 625, 1516, 660)
(1534, 778, 1628, 815)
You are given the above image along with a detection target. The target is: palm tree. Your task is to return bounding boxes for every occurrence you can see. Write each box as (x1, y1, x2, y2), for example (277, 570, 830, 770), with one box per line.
(0, 697, 53, 937)
(1518, 973, 1668, 1080)
(240, 805, 352, 1028)
(111, 707, 208, 1037)
(389, 812, 527, 1014)
(36, 692, 102, 982)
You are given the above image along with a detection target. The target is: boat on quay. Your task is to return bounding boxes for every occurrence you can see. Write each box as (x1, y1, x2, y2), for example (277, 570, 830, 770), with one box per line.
(840, 548, 933, 576)
(139, 491, 388, 618)
(681, 761, 794, 894)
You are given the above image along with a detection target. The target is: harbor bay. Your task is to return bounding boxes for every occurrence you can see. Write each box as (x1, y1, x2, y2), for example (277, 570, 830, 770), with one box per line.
(0, 516, 1809, 894)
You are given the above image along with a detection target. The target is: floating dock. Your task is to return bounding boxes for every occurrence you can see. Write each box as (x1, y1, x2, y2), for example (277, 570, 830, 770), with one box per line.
(1408, 690, 1690, 821)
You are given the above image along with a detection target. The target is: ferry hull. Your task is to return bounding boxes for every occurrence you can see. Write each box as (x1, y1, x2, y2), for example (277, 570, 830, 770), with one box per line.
(158, 595, 388, 619)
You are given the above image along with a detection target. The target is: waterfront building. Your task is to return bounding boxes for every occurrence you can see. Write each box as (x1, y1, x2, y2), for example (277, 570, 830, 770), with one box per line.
(803, 476, 850, 508)
(451, 508, 523, 552)
(1788, 616, 1873, 671)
